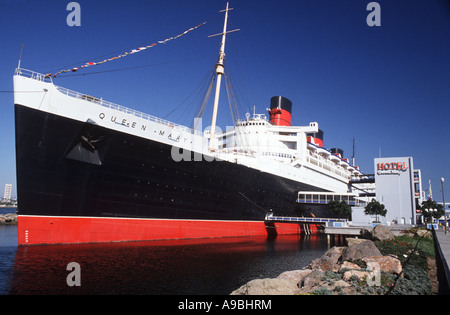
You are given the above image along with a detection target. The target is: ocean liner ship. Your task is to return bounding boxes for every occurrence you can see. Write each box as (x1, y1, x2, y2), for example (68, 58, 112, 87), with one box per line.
(13, 3, 370, 245)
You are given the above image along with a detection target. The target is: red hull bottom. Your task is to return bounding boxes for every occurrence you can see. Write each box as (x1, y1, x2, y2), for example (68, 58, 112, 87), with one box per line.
(18, 215, 319, 245)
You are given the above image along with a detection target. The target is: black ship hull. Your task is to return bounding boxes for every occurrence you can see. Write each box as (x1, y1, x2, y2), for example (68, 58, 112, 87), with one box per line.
(15, 104, 323, 244)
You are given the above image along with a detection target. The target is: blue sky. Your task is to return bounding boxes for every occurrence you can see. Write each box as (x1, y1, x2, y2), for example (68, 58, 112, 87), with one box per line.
(0, 0, 449, 202)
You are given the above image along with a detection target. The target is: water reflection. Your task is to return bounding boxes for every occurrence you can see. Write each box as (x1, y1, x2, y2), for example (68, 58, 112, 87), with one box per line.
(6, 234, 330, 295)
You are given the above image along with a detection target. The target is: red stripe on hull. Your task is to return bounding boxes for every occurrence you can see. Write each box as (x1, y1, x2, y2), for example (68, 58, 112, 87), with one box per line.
(17, 216, 317, 245)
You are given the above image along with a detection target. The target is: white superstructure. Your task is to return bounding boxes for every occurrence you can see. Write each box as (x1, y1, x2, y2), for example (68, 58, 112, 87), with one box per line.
(14, 67, 368, 197)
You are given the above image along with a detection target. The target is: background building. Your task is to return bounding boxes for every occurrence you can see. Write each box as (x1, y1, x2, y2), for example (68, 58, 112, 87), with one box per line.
(374, 157, 418, 225)
(3, 184, 12, 202)
(351, 157, 423, 226)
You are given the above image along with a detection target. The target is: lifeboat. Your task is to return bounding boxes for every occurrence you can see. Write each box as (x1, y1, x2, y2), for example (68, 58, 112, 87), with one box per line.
(329, 154, 340, 163)
(317, 147, 331, 157)
(307, 142, 318, 152)
(340, 160, 349, 168)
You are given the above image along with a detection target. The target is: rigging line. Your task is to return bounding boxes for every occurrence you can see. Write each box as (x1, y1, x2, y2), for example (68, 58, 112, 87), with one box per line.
(223, 59, 248, 150)
(238, 192, 269, 213)
(177, 69, 216, 125)
(226, 72, 242, 123)
(51, 22, 206, 78)
(224, 58, 245, 121)
(224, 58, 249, 115)
(162, 68, 215, 121)
(45, 40, 161, 74)
(193, 74, 215, 130)
(224, 73, 237, 125)
(55, 57, 200, 78)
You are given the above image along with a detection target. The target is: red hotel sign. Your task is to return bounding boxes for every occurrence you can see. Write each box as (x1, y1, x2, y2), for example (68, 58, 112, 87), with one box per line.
(377, 162, 409, 171)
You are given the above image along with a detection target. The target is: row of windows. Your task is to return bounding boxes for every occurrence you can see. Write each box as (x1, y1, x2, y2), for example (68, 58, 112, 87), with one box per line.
(239, 121, 268, 126)
(262, 152, 294, 159)
(297, 193, 365, 206)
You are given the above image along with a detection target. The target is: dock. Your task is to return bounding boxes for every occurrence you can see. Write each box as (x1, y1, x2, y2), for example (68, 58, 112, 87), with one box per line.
(324, 226, 363, 235)
(324, 224, 413, 236)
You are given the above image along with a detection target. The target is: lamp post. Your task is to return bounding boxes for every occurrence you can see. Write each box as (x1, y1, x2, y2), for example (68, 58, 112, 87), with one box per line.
(442, 177, 447, 235)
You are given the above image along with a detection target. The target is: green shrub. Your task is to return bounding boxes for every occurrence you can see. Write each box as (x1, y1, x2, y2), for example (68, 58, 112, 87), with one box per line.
(312, 287, 333, 295)
(388, 265, 432, 295)
(371, 232, 435, 295)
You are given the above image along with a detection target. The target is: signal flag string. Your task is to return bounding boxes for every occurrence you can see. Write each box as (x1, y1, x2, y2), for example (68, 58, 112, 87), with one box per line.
(48, 22, 206, 79)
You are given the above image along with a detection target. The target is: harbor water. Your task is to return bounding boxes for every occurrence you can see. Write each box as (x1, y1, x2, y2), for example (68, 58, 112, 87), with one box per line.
(0, 215, 330, 295)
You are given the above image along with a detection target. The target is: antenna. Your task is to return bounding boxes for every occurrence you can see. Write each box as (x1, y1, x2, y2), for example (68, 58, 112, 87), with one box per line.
(208, 2, 240, 151)
(352, 137, 356, 166)
(17, 43, 24, 69)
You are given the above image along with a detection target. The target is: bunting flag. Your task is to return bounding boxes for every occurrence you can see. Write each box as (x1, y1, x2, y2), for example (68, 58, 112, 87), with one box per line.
(49, 22, 206, 78)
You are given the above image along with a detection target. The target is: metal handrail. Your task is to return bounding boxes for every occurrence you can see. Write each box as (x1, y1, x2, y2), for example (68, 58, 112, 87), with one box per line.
(14, 68, 203, 136)
(14, 68, 53, 83)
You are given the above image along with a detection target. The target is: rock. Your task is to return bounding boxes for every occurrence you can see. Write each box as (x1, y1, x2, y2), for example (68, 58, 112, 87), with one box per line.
(342, 240, 382, 261)
(343, 270, 371, 282)
(0, 213, 17, 224)
(371, 224, 395, 241)
(360, 228, 372, 239)
(363, 256, 402, 275)
(333, 280, 351, 288)
(230, 278, 299, 295)
(277, 269, 312, 283)
(339, 261, 362, 272)
(309, 246, 344, 272)
(300, 269, 324, 289)
(346, 237, 370, 247)
(415, 229, 432, 239)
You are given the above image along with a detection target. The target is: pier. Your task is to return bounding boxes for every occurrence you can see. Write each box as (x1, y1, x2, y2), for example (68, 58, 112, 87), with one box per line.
(265, 214, 416, 237)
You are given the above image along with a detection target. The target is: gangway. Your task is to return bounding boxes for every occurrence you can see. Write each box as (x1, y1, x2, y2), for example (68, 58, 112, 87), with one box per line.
(265, 214, 348, 227)
(296, 191, 367, 207)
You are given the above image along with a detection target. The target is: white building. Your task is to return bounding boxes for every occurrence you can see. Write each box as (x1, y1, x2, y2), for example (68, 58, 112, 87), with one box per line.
(3, 184, 12, 202)
(351, 157, 423, 226)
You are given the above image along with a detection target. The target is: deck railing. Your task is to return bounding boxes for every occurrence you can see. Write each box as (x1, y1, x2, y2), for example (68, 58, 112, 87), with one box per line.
(14, 68, 202, 136)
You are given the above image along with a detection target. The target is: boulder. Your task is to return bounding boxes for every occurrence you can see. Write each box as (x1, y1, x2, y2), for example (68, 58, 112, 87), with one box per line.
(309, 246, 344, 272)
(300, 269, 325, 289)
(346, 238, 370, 247)
(360, 228, 372, 239)
(363, 256, 402, 275)
(0, 213, 18, 224)
(371, 224, 395, 241)
(342, 240, 382, 261)
(333, 280, 351, 288)
(415, 229, 432, 239)
(343, 270, 371, 282)
(277, 269, 312, 283)
(339, 261, 362, 272)
(230, 278, 299, 295)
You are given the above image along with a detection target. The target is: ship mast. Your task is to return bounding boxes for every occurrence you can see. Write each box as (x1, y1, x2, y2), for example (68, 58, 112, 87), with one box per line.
(208, 2, 239, 151)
